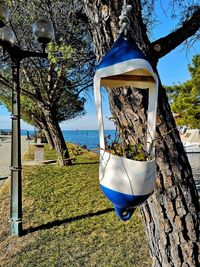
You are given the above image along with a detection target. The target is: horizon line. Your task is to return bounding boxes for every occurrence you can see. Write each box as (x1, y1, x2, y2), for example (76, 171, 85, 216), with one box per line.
(1, 128, 116, 131)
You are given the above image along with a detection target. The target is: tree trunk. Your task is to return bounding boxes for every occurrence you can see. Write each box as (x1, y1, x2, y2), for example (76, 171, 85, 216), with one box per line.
(34, 117, 55, 150)
(41, 107, 72, 166)
(42, 127, 55, 150)
(35, 119, 55, 150)
(81, 1, 200, 266)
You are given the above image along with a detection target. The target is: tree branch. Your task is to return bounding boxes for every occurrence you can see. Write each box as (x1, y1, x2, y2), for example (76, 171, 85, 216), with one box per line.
(152, 7, 200, 59)
(0, 73, 12, 89)
(22, 67, 41, 91)
(76, 80, 93, 95)
(21, 68, 45, 104)
(21, 88, 39, 101)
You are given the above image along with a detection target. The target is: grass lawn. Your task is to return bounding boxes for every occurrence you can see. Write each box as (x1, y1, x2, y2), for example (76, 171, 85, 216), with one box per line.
(0, 144, 151, 267)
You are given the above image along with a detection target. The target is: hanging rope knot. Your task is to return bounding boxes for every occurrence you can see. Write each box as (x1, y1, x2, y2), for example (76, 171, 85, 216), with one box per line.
(119, 2, 132, 36)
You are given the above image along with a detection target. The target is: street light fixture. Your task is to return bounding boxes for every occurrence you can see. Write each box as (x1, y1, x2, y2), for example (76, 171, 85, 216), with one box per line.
(0, 25, 17, 44)
(0, 3, 10, 27)
(0, 3, 54, 236)
(33, 19, 55, 52)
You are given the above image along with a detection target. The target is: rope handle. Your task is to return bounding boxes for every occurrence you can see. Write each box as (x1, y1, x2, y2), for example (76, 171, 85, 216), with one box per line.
(119, 0, 132, 36)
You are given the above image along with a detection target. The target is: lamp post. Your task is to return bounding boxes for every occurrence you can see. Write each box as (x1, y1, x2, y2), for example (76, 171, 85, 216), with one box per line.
(0, 3, 54, 236)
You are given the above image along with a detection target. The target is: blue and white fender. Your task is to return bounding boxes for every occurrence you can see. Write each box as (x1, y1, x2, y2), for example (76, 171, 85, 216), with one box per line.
(94, 35, 158, 221)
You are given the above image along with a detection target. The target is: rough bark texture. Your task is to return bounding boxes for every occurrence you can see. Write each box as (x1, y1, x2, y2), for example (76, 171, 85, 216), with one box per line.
(81, 1, 200, 266)
(42, 128, 55, 150)
(35, 119, 55, 150)
(108, 87, 148, 146)
(40, 106, 72, 166)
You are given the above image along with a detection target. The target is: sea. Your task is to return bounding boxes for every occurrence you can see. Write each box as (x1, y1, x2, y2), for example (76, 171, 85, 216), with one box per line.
(2, 129, 200, 190)
(22, 129, 117, 151)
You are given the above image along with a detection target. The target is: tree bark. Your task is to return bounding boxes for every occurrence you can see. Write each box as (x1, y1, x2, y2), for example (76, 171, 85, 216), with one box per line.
(81, 1, 200, 266)
(42, 127, 55, 150)
(35, 119, 55, 150)
(41, 107, 72, 166)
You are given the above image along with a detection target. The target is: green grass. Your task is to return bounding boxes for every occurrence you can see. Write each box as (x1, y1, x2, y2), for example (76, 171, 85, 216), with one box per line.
(23, 143, 58, 161)
(23, 143, 84, 162)
(0, 145, 151, 267)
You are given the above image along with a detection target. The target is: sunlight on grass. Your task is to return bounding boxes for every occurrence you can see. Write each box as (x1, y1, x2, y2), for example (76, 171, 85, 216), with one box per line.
(0, 145, 151, 266)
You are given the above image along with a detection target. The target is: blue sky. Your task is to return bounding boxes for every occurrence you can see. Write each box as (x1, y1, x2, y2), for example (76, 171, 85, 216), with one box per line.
(0, 2, 199, 130)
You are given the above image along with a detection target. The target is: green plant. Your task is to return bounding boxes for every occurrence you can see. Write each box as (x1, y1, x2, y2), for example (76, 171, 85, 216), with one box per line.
(105, 134, 151, 161)
(71, 145, 83, 156)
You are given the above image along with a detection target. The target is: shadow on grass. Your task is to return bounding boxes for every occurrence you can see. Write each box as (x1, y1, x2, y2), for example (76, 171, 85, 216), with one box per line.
(73, 161, 99, 165)
(0, 176, 8, 181)
(23, 207, 114, 236)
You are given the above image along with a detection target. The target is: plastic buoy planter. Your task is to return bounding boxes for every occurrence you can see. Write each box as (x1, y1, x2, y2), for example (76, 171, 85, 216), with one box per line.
(94, 36, 158, 221)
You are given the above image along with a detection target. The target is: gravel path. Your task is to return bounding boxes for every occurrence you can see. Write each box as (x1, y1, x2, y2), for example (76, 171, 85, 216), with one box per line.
(0, 136, 29, 188)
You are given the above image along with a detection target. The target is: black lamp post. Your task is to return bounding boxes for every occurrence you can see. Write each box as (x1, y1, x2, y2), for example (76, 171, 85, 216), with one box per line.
(0, 3, 54, 236)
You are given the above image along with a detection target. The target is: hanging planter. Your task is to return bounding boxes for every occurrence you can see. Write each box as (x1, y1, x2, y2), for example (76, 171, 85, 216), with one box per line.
(94, 35, 158, 221)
